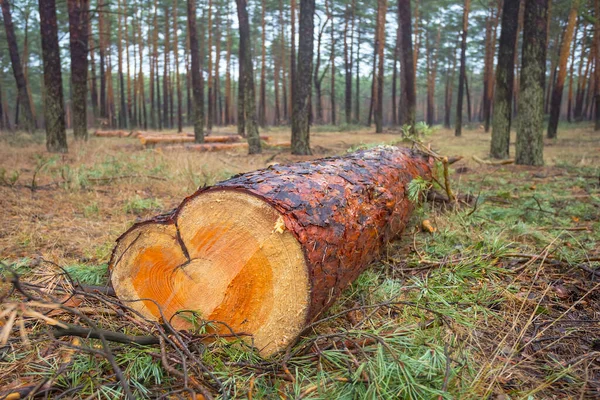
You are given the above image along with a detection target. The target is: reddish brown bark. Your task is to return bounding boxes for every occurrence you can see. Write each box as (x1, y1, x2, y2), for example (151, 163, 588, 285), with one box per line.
(111, 146, 432, 344)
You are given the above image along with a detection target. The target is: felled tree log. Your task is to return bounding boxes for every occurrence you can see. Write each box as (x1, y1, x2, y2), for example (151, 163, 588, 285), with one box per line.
(110, 146, 431, 355)
(94, 130, 130, 137)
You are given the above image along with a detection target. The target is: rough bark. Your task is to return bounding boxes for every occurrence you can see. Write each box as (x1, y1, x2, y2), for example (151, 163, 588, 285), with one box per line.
(38, 0, 67, 153)
(343, 0, 355, 125)
(163, 7, 171, 129)
(398, 0, 416, 133)
(1, 0, 36, 132)
(491, 0, 520, 159)
(259, 0, 267, 128)
(374, 0, 387, 133)
(455, 0, 470, 137)
(547, 0, 578, 139)
(328, 0, 336, 126)
(515, 0, 548, 166)
(188, 0, 204, 143)
(68, 0, 90, 140)
(110, 146, 431, 357)
(566, 19, 580, 123)
(313, 16, 330, 124)
(235, 0, 261, 153)
(173, 0, 183, 133)
(98, 0, 107, 119)
(291, 0, 315, 155)
(355, 19, 361, 123)
(426, 27, 441, 126)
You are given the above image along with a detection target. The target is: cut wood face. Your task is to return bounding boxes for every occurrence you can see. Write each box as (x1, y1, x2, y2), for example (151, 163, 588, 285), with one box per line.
(111, 190, 310, 356)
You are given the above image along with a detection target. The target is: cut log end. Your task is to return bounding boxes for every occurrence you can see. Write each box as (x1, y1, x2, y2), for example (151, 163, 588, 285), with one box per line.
(111, 190, 309, 356)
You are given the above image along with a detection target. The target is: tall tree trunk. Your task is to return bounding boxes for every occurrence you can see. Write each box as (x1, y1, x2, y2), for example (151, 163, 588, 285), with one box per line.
(174, 0, 183, 133)
(235, 0, 261, 153)
(291, 0, 315, 154)
(374, 0, 387, 133)
(214, 14, 222, 126)
(354, 19, 361, 123)
(398, 0, 416, 133)
(188, 0, 204, 142)
(455, 0, 470, 137)
(392, 23, 399, 126)
(368, 45, 377, 127)
(207, 0, 213, 132)
(491, 0, 520, 159)
(150, 0, 159, 129)
(259, 0, 267, 127)
(412, 0, 420, 74)
(516, 0, 548, 166)
(68, 0, 90, 140)
(482, 2, 500, 133)
(186, 29, 192, 125)
(98, 0, 107, 119)
(118, 0, 128, 129)
(426, 27, 441, 126)
(279, 0, 288, 123)
(225, 16, 233, 125)
(21, 13, 36, 127)
(124, 0, 132, 124)
(290, 0, 297, 120)
(137, 12, 147, 130)
(0, 0, 36, 132)
(547, 0, 579, 138)
(313, 16, 329, 124)
(327, 0, 336, 125)
(566, 19, 579, 123)
(574, 23, 588, 120)
(38, 0, 67, 152)
(343, 0, 354, 125)
(544, 32, 560, 114)
(89, 22, 99, 120)
(163, 7, 170, 129)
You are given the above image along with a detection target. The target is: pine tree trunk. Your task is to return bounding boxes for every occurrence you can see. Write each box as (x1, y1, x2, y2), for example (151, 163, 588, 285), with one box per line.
(98, 0, 107, 119)
(163, 7, 170, 129)
(491, 0, 520, 159)
(235, 0, 261, 153)
(515, 0, 548, 166)
(225, 17, 232, 125)
(68, 0, 90, 140)
(174, 0, 183, 133)
(38, 0, 67, 152)
(573, 19, 587, 121)
(214, 16, 222, 126)
(0, 0, 36, 132)
(188, 0, 204, 142)
(290, 0, 297, 120)
(426, 28, 441, 126)
(313, 17, 328, 124)
(566, 19, 579, 123)
(392, 23, 399, 126)
(343, 1, 354, 125)
(118, 0, 128, 129)
(398, 0, 416, 133)
(259, 0, 267, 128)
(355, 19, 361, 123)
(374, 0, 387, 133)
(547, 0, 578, 138)
(455, 0, 470, 137)
(207, 0, 214, 132)
(89, 22, 99, 120)
(124, 0, 132, 124)
(279, 0, 288, 123)
(328, 0, 336, 126)
(137, 13, 147, 130)
(291, 0, 315, 155)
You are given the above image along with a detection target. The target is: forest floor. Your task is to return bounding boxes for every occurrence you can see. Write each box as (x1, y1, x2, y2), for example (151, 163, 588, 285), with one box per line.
(0, 123, 599, 399)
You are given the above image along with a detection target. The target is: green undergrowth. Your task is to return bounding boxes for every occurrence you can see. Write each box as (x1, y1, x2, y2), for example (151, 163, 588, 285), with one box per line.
(3, 161, 599, 399)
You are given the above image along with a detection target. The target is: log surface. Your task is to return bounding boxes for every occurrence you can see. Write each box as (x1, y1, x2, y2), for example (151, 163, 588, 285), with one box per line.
(198, 146, 431, 321)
